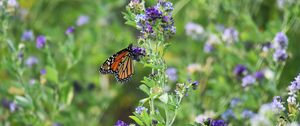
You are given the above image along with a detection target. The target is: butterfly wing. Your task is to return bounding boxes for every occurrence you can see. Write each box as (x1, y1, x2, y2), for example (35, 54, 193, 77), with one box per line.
(115, 56, 134, 82)
(99, 49, 131, 74)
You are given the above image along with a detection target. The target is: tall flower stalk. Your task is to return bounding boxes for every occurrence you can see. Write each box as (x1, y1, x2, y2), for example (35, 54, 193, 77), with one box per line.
(122, 0, 195, 125)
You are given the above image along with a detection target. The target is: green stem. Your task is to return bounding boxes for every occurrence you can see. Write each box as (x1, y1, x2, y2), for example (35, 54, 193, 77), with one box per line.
(169, 95, 184, 125)
(164, 104, 169, 126)
(150, 97, 155, 116)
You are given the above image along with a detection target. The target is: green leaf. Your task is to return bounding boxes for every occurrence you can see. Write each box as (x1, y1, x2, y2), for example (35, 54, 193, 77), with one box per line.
(130, 116, 144, 126)
(154, 109, 166, 124)
(141, 77, 155, 87)
(159, 93, 168, 104)
(139, 84, 150, 95)
(140, 110, 151, 126)
(15, 95, 32, 108)
(66, 87, 74, 105)
(139, 98, 150, 104)
(45, 66, 59, 83)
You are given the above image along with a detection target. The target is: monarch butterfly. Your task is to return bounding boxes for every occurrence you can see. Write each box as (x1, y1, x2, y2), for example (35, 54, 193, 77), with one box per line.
(99, 44, 146, 82)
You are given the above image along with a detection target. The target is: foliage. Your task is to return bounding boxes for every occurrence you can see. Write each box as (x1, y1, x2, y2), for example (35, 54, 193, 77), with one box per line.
(0, 0, 300, 126)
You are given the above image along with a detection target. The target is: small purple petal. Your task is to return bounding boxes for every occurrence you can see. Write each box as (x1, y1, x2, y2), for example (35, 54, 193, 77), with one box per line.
(221, 109, 235, 121)
(233, 64, 247, 77)
(36, 35, 46, 49)
(241, 109, 254, 119)
(9, 102, 17, 112)
(222, 28, 239, 44)
(274, 32, 288, 49)
(52, 122, 63, 126)
(204, 42, 214, 53)
(230, 98, 241, 108)
(242, 75, 256, 87)
(166, 67, 178, 82)
(273, 49, 288, 62)
(145, 7, 162, 21)
(135, 106, 147, 114)
(210, 119, 227, 126)
(76, 15, 89, 26)
(114, 120, 128, 126)
(65, 26, 75, 35)
(254, 71, 265, 80)
(25, 56, 38, 67)
(21, 30, 34, 41)
(40, 69, 46, 75)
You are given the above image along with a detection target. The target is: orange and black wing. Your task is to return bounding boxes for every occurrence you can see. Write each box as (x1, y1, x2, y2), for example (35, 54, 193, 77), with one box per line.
(99, 49, 131, 74)
(115, 56, 134, 82)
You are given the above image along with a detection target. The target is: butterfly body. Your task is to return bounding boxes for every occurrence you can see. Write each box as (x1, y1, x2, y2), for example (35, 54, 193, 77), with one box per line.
(99, 44, 145, 82)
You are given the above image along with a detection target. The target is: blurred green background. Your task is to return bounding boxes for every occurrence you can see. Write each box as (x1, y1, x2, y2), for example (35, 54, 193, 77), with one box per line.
(1, 0, 300, 125)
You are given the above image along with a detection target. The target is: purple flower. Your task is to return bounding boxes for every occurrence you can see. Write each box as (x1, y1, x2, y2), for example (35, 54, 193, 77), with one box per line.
(254, 71, 265, 80)
(9, 102, 17, 112)
(76, 15, 89, 26)
(65, 26, 75, 35)
(272, 96, 285, 113)
(233, 64, 247, 77)
(1, 98, 10, 108)
(40, 69, 46, 75)
(288, 75, 300, 93)
(130, 45, 146, 61)
(162, 16, 170, 23)
(191, 81, 199, 90)
(261, 42, 272, 52)
(114, 120, 128, 126)
(1, 98, 17, 112)
(241, 109, 254, 119)
(21, 30, 34, 41)
(185, 22, 205, 40)
(222, 28, 239, 44)
(157, 1, 174, 12)
(287, 74, 300, 105)
(25, 56, 38, 67)
(36, 35, 46, 48)
(52, 123, 63, 126)
(166, 67, 177, 82)
(145, 23, 154, 33)
(242, 75, 256, 87)
(170, 26, 176, 34)
(210, 119, 227, 126)
(221, 109, 235, 121)
(273, 49, 288, 62)
(135, 106, 147, 114)
(204, 42, 214, 53)
(135, 14, 147, 29)
(274, 32, 288, 49)
(230, 98, 241, 108)
(145, 7, 162, 21)
(160, 12, 175, 36)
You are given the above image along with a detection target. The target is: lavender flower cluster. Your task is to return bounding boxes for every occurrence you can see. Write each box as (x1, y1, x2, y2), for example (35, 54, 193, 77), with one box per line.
(233, 64, 265, 88)
(287, 74, 300, 106)
(272, 32, 288, 62)
(271, 96, 285, 113)
(130, 0, 176, 38)
(1, 98, 17, 112)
